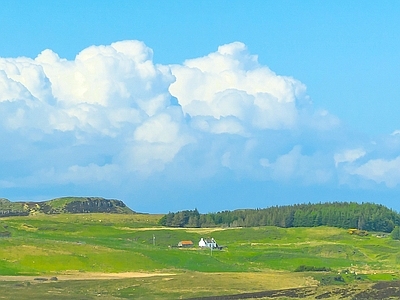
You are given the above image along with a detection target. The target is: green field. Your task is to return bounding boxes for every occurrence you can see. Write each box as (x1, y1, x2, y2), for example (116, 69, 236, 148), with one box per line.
(1, 213, 400, 299)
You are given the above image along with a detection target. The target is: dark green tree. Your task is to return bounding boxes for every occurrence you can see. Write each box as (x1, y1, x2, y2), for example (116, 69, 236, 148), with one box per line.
(391, 226, 400, 240)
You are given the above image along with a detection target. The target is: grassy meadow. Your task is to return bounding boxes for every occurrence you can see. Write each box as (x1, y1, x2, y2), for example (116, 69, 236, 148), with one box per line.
(1, 212, 400, 299)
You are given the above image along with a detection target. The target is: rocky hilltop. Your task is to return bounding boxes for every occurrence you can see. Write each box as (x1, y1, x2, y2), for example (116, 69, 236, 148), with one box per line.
(0, 197, 134, 217)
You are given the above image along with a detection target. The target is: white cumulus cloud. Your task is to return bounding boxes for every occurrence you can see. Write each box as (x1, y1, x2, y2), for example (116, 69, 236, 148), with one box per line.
(1, 40, 399, 202)
(334, 148, 366, 167)
(169, 42, 307, 132)
(350, 156, 400, 187)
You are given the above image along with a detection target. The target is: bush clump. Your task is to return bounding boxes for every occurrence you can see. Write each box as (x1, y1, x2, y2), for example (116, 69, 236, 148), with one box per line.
(319, 275, 345, 285)
(294, 265, 332, 272)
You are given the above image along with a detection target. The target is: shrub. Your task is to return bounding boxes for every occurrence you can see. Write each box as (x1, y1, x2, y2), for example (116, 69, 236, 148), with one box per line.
(294, 265, 331, 272)
(319, 275, 345, 285)
(0, 231, 11, 237)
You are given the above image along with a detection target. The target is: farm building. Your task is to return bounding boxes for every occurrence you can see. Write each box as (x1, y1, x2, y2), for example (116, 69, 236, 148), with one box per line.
(178, 240, 194, 248)
(199, 237, 218, 249)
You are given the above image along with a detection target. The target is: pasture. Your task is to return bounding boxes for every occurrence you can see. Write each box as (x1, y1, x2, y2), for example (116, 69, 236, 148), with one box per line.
(1, 213, 400, 299)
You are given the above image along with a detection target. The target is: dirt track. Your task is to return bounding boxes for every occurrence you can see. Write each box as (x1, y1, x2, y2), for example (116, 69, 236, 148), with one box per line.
(0, 272, 175, 281)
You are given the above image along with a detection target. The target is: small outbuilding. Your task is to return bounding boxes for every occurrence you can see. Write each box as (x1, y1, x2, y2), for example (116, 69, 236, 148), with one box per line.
(178, 240, 194, 248)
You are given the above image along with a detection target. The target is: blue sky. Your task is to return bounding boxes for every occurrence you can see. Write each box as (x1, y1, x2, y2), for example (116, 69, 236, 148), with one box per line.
(1, 1, 400, 213)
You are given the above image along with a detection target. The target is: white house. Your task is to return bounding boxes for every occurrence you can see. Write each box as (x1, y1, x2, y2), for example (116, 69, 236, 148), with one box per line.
(199, 237, 218, 249)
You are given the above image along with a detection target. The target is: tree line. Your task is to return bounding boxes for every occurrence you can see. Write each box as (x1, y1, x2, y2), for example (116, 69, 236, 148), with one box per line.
(158, 202, 400, 233)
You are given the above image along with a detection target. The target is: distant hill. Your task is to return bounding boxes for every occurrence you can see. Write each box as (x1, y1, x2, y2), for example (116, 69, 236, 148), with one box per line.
(0, 197, 134, 217)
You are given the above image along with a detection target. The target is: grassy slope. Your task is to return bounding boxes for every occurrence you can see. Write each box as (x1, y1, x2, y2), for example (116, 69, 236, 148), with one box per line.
(1, 214, 399, 274)
(1, 213, 400, 299)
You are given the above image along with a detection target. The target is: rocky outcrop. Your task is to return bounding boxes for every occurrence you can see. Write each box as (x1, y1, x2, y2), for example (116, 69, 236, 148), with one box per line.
(0, 198, 28, 217)
(64, 198, 130, 214)
(0, 197, 134, 216)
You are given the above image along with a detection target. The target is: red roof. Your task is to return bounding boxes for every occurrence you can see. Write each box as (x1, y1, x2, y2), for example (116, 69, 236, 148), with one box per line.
(179, 240, 193, 245)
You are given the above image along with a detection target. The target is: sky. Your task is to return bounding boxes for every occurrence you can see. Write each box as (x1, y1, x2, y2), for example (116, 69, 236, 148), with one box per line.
(1, 1, 400, 213)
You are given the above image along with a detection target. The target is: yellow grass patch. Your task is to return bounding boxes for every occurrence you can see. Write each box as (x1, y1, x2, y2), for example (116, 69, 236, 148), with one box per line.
(150, 271, 318, 296)
(19, 223, 38, 232)
(6, 213, 163, 224)
(249, 241, 340, 247)
(130, 227, 242, 234)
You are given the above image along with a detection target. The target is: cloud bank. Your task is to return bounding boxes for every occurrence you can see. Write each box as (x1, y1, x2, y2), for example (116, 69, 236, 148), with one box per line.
(1, 40, 400, 210)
